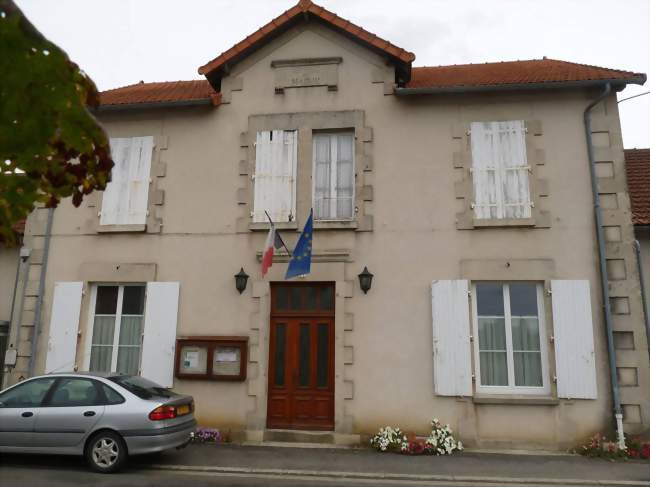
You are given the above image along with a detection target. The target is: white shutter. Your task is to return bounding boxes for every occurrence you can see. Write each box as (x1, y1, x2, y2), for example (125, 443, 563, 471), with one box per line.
(253, 130, 296, 223)
(100, 136, 153, 225)
(127, 136, 153, 224)
(140, 282, 180, 388)
(45, 282, 83, 373)
(470, 122, 496, 219)
(551, 280, 598, 399)
(499, 121, 531, 219)
(431, 280, 473, 396)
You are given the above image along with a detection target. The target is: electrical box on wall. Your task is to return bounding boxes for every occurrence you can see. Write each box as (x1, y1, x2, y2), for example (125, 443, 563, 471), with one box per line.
(4, 349, 17, 367)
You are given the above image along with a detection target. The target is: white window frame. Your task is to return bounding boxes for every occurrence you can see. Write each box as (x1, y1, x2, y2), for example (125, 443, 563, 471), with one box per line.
(82, 283, 147, 374)
(471, 282, 550, 395)
(470, 121, 532, 220)
(312, 131, 355, 221)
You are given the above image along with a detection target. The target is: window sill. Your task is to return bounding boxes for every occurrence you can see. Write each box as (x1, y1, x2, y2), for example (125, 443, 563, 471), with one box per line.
(249, 222, 298, 232)
(472, 217, 536, 228)
(97, 224, 146, 233)
(472, 395, 559, 406)
(314, 220, 358, 230)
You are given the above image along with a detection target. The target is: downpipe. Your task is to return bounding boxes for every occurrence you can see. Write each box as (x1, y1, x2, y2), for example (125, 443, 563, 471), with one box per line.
(583, 83, 625, 450)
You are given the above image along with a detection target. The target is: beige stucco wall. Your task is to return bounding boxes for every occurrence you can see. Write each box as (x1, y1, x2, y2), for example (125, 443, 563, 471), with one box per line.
(12, 22, 648, 449)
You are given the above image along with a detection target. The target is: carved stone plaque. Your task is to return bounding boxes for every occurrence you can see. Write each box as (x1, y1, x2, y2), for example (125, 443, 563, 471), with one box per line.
(272, 57, 341, 92)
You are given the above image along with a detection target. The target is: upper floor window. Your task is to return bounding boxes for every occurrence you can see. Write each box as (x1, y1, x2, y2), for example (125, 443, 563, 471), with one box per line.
(313, 132, 354, 220)
(471, 282, 549, 395)
(470, 121, 531, 220)
(100, 136, 154, 226)
(253, 130, 297, 223)
(89, 284, 146, 376)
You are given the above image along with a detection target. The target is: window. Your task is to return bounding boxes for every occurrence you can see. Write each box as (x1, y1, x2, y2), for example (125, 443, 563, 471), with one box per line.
(100, 136, 154, 226)
(48, 378, 101, 407)
(0, 378, 56, 408)
(313, 132, 355, 220)
(89, 284, 146, 375)
(253, 130, 297, 223)
(101, 384, 125, 405)
(470, 121, 531, 220)
(471, 282, 549, 394)
(109, 375, 178, 399)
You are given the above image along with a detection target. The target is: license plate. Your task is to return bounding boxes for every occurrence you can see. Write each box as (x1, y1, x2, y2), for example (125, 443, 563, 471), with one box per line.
(177, 405, 190, 416)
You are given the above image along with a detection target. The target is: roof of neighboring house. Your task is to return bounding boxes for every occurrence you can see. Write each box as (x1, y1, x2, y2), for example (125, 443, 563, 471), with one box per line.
(405, 58, 646, 90)
(197, 0, 415, 77)
(99, 80, 220, 108)
(625, 148, 650, 225)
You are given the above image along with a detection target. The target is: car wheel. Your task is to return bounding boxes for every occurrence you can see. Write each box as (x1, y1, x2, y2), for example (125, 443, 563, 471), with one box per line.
(85, 431, 127, 473)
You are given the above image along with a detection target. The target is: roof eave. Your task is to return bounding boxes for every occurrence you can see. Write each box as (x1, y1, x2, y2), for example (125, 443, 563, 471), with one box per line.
(396, 76, 646, 96)
(94, 98, 214, 112)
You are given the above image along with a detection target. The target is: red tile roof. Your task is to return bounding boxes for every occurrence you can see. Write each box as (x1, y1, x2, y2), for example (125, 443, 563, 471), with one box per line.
(198, 0, 415, 76)
(407, 58, 646, 90)
(99, 80, 220, 107)
(625, 148, 650, 225)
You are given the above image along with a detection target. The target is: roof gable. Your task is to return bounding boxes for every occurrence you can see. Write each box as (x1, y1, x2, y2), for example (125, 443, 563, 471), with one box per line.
(198, 0, 415, 85)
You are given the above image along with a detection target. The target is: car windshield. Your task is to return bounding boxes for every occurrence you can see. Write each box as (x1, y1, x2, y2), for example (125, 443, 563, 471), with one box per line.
(109, 376, 178, 400)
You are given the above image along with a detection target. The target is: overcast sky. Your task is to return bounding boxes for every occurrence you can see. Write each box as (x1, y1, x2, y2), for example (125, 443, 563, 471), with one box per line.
(16, 0, 650, 148)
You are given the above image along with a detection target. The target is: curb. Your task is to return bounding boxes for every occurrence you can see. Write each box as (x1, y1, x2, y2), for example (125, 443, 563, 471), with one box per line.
(148, 464, 650, 486)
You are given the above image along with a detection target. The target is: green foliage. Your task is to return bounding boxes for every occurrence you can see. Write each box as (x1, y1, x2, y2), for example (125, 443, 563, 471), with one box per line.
(0, 0, 113, 244)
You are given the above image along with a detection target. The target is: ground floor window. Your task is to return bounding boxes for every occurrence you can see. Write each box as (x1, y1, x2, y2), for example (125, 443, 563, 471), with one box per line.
(471, 282, 549, 395)
(89, 284, 146, 375)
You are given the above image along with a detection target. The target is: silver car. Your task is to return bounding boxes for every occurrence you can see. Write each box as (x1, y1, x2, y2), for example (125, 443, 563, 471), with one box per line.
(0, 372, 196, 473)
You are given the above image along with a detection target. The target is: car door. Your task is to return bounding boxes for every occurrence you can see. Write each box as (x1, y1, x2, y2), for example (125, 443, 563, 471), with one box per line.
(33, 377, 105, 448)
(0, 377, 57, 448)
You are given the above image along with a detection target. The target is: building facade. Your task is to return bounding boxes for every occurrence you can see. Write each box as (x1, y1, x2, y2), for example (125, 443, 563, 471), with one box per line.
(2, 0, 648, 449)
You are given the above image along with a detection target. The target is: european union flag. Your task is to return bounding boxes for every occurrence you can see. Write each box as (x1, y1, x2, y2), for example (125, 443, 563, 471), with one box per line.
(285, 210, 313, 279)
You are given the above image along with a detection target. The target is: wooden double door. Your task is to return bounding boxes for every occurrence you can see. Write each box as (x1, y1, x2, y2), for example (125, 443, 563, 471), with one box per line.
(267, 283, 335, 431)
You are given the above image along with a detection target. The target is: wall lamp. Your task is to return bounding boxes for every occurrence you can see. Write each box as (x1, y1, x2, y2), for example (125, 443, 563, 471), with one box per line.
(358, 266, 374, 294)
(234, 268, 249, 294)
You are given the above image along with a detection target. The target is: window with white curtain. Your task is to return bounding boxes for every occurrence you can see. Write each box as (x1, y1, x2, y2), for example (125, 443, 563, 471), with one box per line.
(88, 284, 146, 376)
(313, 132, 355, 220)
(470, 121, 531, 220)
(471, 282, 549, 395)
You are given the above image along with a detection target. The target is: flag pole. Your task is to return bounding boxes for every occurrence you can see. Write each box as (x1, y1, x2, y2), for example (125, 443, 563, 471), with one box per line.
(264, 210, 293, 257)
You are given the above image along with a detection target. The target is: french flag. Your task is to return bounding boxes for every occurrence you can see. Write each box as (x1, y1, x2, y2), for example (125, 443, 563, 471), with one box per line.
(261, 221, 286, 277)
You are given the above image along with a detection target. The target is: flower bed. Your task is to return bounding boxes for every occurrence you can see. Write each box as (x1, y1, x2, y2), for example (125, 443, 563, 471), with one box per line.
(190, 427, 222, 444)
(578, 434, 650, 460)
(370, 418, 463, 456)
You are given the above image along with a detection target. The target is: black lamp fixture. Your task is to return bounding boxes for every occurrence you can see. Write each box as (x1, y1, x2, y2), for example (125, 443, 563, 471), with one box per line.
(234, 268, 249, 294)
(358, 266, 374, 294)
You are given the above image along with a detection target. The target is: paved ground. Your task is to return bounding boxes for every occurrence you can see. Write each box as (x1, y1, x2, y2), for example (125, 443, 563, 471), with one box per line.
(1, 444, 650, 486)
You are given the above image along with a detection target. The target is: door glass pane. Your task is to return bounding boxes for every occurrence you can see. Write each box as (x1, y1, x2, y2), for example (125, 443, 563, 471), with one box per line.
(90, 316, 115, 372)
(316, 323, 329, 388)
(476, 283, 507, 386)
(95, 286, 118, 314)
(510, 283, 543, 387)
(305, 287, 318, 310)
(50, 378, 100, 407)
(275, 287, 288, 310)
(274, 324, 286, 387)
(122, 286, 145, 314)
(298, 323, 310, 387)
(290, 287, 302, 310)
(0, 378, 56, 408)
(320, 286, 334, 310)
(117, 316, 143, 375)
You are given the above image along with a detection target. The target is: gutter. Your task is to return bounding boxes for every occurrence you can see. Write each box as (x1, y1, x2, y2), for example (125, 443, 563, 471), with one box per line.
(395, 76, 646, 96)
(633, 240, 650, 362)
(94, 98, 213, 112)
(28, 208, 54, 377)
(583, 83, 625, 450)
